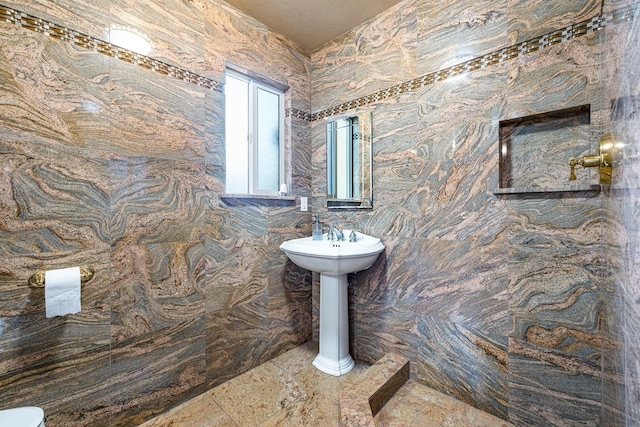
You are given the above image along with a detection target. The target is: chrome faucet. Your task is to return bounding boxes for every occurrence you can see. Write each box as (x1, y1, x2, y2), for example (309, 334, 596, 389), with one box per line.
(348, 230, 357, 242)
(328, 225, 345, 241)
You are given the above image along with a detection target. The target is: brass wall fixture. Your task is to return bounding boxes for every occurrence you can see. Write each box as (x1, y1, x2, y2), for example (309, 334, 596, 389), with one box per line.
(569, 133, 622, 185)
(28, 266, 95, 288)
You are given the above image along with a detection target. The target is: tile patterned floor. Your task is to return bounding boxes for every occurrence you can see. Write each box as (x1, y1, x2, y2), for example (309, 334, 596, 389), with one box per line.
(140, 342, 510, 426)
(375, 380, 512, 427)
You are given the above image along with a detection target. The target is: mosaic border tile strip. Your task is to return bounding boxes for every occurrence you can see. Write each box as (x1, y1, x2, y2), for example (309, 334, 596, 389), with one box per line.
(310, 5, 636, 121)
(0, 3, 224, 92)
(286, 107, 312, 120)
(0, 2, 634, 121)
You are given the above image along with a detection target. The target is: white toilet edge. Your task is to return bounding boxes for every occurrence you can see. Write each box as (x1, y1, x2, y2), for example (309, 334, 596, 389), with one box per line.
(0, 406, 45, 427)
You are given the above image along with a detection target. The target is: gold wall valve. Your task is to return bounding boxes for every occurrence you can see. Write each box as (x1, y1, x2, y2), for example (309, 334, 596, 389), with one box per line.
(568, 133, 621, 185)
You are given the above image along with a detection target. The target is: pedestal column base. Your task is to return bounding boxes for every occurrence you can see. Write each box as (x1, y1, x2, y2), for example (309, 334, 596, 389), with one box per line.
(315, 273, 353, 376)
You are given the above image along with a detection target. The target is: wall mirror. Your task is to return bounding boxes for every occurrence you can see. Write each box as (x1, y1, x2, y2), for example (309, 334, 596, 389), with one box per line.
(326, 112, 373, 209)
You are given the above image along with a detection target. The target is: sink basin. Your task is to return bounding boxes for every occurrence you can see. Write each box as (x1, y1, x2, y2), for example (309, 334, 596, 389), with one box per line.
(280, 230, 384, 376)
(279, 230, 384, 275)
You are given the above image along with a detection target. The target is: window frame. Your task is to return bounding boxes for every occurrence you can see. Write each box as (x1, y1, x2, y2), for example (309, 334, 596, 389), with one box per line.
(224, 67, 286, 196)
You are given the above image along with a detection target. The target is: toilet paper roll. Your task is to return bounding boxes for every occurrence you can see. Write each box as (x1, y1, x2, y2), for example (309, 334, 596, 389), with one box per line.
(45, 266, 81, 318)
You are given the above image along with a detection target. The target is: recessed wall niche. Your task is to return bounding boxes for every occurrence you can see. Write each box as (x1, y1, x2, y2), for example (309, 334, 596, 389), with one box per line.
(497, 105, 599, 193)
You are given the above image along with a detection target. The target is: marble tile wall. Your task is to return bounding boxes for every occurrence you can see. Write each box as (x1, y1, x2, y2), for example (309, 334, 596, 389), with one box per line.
(1, 0, 636, 425)
(310, 0, 633, 425)
(0, 0, 312, 425)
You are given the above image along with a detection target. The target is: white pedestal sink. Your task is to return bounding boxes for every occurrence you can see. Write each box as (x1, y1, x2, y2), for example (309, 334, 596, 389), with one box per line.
(280, 230, 384, 376)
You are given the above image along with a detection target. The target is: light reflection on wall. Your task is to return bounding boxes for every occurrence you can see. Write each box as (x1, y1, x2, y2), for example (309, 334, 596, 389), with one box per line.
(108, 26, 152, 55)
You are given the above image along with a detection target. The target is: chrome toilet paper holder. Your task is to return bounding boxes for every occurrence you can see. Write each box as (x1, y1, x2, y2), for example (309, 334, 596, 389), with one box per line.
(28, 266, 95, 288)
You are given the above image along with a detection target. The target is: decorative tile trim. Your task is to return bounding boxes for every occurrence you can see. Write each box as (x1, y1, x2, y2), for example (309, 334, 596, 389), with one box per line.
(311, 6, 635, 121)
(0, 2, 633, 119)
(286, 107, 312, 121)
(0, 3, 224, 92)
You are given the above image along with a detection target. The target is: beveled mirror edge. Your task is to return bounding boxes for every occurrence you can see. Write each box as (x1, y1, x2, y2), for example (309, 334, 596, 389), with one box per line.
(326, 111, 373, 210)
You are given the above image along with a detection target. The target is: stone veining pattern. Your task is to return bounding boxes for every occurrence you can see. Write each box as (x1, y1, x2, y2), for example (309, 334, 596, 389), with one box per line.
(0, 0, 312, 425)
(0, 0, 638, 426)
(310, 0, 636, 425)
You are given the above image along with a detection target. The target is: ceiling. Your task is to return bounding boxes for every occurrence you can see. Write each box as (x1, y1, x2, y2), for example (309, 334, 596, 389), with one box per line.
(223, 0, 404, 53)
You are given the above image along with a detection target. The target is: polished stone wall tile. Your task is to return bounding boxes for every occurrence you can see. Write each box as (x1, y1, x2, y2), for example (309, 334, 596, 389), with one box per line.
(413, 315, 508, 419)
(363, 96, 421, 238)
(204, 89, 226, 198)
(508, 338, 602, 426)
(204, 154, 225, 197)
(109, 157, 206, 247)
(505, 32, 604, 121)
(603, 0, 633, 13)
(0, 26, 111, 151)
(290, 115, 314, 195)
(0, 26, 112, 255)
(0, 143, 111, 256)
(417, 0, 508, 75)
(310, 31, 358, 112)
(414, 165, 506, 245)
(0, 250, 111, 376)
(107, 319, 206, 426)
(415, 238, 509, 336)
(621, 294, 640, 426)
(110, 242, 205, 344)
(265, 262, 312, 359)
(353, 305, 420, 367)
(0, 0, 313, 424)
(110, 0, 207, 73)
(308, 1, 628, 425)
(355, 0, 417, 98)
(507, 0, 601, 44)
(262, 35, 311, 111)
(0, 345, 112, 425)
(506, 194, 607, 425)
(215, 201, 269, 238)
(265, 224, 312, 358)
(108, 59, 206, 160)
(266, 202, 313, 237)
(507, 196, 604, 339)
(414, 67, 507, 244)
(205, 302, 271, 389)
(600, 287, 626, 426)
(415, 65, 506, 161)
(3, 0, 110, 39)
(507, 192, 603, 244)
(310, 118, 329, 200)
(204, 235, 269, 314)
(351, 237, 418, 308)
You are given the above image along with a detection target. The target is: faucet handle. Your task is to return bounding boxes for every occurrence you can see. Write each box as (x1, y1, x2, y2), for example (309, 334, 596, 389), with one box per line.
(349, 230, 357, 242)
(569, 157, 578, 181)
(568, 154, 601, 181)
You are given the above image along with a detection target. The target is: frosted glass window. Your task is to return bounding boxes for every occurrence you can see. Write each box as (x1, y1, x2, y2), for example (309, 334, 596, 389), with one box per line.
(225, 74, 249, 194)
(256, 87, 280, 192)
(225, 69, 284, 195)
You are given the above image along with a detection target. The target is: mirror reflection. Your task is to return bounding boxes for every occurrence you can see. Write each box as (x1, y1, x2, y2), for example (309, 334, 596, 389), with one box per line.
(326, 112, 372, 209)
